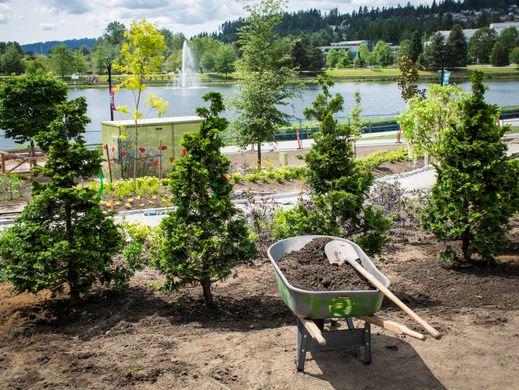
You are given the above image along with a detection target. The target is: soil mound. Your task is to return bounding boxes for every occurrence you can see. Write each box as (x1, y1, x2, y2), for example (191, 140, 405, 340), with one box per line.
(278, 237, 373, 291)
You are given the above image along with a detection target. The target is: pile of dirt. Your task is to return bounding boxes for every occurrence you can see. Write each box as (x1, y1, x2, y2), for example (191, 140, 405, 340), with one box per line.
(278, 237, 373, 291)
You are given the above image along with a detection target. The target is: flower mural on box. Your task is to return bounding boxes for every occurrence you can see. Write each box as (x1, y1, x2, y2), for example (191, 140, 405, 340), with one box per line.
(111, 132, 168, 179)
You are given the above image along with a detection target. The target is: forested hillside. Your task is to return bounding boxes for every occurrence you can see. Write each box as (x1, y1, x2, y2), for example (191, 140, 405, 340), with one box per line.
(215, 0, 517, 44)
(21, 38, 97, 55)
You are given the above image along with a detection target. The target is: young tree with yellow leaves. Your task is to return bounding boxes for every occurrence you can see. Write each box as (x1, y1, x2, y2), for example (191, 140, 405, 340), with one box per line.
(114, 19, 168, 180)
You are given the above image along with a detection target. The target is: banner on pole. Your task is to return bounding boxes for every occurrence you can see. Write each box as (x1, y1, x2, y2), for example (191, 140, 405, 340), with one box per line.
(442, 71, 451, 85)
(110, 85, 116, 111)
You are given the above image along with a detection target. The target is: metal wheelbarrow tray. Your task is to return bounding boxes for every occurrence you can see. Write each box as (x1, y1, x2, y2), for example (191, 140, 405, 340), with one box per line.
(268, 235, 390, 320)
(268, 235, 391, 370)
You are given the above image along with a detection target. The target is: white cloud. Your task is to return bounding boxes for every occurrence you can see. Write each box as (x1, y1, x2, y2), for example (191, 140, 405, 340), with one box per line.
(116, 0, 243, 25)
(0, 2, 9, 23)
(44, 0, 92, 15)
(40, 22, 57, 30)
(102, 0, 170, 10)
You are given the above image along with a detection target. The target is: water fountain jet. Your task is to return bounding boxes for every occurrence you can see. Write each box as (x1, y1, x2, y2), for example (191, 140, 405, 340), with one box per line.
(176, 40, 199, 88)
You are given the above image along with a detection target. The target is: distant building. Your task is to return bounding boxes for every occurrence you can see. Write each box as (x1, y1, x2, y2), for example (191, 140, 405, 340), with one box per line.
(438, 21, 519, 42)
(438, 28, 479, 41)
(319, 40, 373, 56)
(490, 21, 519, 34)
(389, 44, 400, 57)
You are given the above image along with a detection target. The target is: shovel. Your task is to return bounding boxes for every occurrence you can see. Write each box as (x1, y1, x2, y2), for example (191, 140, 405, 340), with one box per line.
(324, 240, 442, 340)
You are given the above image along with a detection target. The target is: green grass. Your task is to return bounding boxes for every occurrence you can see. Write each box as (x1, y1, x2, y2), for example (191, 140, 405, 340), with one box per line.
(507, 125, 519, 134)
(466, 65, 519, 74)
(326, 68, 435, 78)
(361, 133, 405, 141)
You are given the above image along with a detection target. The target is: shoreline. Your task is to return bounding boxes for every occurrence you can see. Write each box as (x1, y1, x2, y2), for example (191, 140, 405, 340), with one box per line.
(63, 68, 519, 89)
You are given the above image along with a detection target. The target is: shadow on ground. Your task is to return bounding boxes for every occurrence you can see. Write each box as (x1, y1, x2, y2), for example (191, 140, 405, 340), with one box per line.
(306, 334, 446, 389)
(8, 285, 293, 341)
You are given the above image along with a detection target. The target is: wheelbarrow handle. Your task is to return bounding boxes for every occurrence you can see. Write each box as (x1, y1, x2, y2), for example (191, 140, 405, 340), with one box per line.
(357, 315, 426, 341)
(325, 241, 442, 340)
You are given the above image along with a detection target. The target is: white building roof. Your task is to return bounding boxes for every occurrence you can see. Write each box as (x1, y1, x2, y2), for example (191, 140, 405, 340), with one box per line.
(331, 40, 369, 46)
(438, 28, 478, 40)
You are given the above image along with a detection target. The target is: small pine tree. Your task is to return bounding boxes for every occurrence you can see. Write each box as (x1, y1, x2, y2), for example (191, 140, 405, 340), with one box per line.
(490, 41, 509, 67)
(273, 76, 390, 255)
(424, 32, 445, 71)
(422, 71, 519, 263)
(445, 24, 467, 68)
(158, 92, 257, 306)
(409, 30, 423, 63)
(0, 98, 123, 304)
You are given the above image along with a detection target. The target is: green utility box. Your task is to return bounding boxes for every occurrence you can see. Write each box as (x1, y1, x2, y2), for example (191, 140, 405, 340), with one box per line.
(101, 116, 202, 178)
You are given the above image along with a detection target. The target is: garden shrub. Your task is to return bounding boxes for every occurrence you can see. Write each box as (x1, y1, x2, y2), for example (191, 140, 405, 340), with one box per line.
(273, 76, 390, 255)
(421, 71, 519, 263)
(0, 174, 23, 201)
(0, 98, 124, 304)
(356, 148, 409, 171)
(120, 222, 162, 270)
(156, 92, 257, 306)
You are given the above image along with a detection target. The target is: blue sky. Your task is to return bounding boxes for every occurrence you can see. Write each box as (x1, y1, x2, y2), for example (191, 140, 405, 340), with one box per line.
(1, 0, 432, 44)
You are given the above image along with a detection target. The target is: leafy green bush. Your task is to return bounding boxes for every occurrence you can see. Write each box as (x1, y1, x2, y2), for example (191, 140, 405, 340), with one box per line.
(0, 98, 123, 304)
(230, 165, 306, 183)
(90, 176, 168, 200)
(356, 148, 409, 171)
(157, 92, 257, 306)
(120, 222, 162, 270)
(0, 174, 22, 201)
(273, 76, 390, 255)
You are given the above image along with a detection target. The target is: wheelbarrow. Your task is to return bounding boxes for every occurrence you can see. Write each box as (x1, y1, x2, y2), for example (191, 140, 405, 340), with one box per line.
(268, 235, 390, 371)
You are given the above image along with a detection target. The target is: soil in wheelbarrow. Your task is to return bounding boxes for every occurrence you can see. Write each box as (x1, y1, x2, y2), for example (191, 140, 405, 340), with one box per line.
(278, 237, 374, 291)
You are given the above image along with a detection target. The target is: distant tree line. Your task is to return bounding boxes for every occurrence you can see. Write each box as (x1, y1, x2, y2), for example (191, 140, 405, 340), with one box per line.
(325, 25, 518, 70)
(1, 0, 518, 76)
(215, 0, 517, 45)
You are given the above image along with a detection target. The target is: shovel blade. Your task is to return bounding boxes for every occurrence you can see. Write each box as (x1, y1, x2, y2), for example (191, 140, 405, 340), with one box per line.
(325, 240, 360, 267)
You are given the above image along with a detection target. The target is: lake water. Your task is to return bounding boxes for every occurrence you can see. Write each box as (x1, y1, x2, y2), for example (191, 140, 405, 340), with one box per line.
(2, 80, 519, 149)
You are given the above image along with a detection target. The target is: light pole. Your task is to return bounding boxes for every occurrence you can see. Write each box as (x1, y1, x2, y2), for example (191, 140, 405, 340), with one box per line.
(440, 54, 445, 86)
(106, 56, 114, 121)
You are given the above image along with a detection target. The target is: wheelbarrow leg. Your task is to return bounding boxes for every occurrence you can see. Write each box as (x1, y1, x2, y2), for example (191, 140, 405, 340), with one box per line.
(346, 318, 355, 329)
(363, 322, 372, 365)
(296, 318, 310, 372)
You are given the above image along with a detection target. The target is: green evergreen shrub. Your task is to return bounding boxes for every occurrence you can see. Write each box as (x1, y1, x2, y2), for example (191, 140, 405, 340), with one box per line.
(157, 92, 257, 306)
(422, 71, 519, 263)
(272, 76, 390, 255)
(0, 98, 123, 303)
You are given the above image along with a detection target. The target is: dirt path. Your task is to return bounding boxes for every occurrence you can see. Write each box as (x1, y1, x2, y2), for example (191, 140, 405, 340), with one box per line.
(1, 219, 519, 389)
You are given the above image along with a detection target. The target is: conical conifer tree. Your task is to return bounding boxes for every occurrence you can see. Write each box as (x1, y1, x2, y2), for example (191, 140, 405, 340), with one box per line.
(422, 71, 519, 263)
(0, 98, 122, 304)
(158, 92, 257, 306)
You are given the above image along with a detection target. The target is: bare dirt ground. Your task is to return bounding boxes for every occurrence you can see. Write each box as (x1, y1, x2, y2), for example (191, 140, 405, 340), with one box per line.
(1, 218, 518, 389)
(227, 144, 404, 170)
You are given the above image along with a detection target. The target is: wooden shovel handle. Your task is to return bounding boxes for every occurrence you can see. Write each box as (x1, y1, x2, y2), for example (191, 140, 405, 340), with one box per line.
(299, 317, 326, 346)
(357, 315, 426, 341)
(350, 260, 442, 339)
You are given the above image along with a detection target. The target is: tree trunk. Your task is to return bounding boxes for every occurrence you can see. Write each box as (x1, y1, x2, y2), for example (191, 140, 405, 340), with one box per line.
(69, 286, 80, 307)
(201, 278, 214, 307)
(65, 203, 80, 306)
(461, 228, 471, 261)
(133, 126, 138, 180)
(257, 143, 262, 171)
